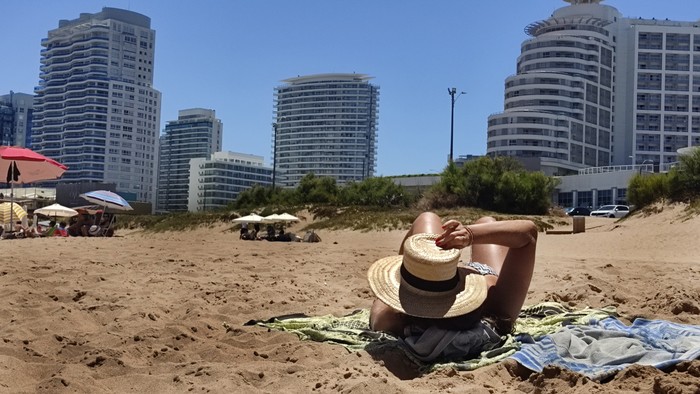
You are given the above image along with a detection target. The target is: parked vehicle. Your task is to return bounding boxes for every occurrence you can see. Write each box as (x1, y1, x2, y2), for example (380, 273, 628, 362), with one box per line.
(589, 205, 630, 218)
(565, 207, 592, 216)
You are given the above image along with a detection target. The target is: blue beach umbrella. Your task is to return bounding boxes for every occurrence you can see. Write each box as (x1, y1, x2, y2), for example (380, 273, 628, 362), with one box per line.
(79, 190, 133, 211)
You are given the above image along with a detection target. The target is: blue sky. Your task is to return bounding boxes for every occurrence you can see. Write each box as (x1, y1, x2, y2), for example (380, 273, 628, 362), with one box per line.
(3, 0, 699, 176)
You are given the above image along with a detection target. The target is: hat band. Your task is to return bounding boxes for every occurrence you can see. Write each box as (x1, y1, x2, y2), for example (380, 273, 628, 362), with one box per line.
(400, 264, 459, 293)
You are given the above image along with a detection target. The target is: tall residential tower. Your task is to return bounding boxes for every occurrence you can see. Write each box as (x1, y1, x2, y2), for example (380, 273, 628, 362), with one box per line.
(273, 73, 379, 188)
(487, 0, 700, 175)
(32, 8, 161, 203)
(157, 108, 223, 213)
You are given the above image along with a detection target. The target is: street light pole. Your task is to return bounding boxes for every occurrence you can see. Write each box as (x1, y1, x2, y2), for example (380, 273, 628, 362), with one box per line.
(272, 122, 277, 190)
(640, 159, 654, 175)
(448, 88, 465, 164)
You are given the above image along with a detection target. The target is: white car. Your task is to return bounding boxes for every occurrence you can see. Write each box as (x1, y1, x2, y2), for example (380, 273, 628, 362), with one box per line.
(589, 205, 630, 218)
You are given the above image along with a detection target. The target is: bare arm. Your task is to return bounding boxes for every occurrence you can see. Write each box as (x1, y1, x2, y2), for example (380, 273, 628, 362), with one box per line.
(436, 218, 538, 324)
(435, 219, 538, 250)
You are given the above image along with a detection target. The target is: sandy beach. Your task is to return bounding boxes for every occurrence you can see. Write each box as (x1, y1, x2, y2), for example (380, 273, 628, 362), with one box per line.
(0, 205, 699, 393)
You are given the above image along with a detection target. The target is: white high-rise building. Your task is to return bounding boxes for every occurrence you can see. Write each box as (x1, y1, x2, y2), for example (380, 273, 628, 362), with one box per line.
(32, 7, 161, 204)
(187, 152, 272, 212)
(487, 0, 700, 175)
(273, 73, 379, 188)
(157, 108, 223, 213)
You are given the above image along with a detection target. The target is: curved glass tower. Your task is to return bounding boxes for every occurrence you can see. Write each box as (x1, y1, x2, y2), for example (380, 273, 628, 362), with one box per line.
(487, 0, 619, 175)
(273, 73, 379, 188)
(489, 0, 700, 174)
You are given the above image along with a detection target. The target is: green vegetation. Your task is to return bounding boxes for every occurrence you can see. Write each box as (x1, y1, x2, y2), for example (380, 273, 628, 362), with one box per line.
(121, 158, 561, 232)
(627, 173, 670, 208)
(628, 148, 700, 209)
(231, 173, 414, 210)
(338, 176, 412, 207)
(118, 211, 238, 232)
(119, 205, 557, 233)
(307, 206, 556, 233)
(232, 157, 556, 215)
(421, 157, 557, 214)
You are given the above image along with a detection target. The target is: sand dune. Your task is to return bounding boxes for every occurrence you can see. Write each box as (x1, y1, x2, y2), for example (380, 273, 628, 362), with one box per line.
(0, 204, 698, 393)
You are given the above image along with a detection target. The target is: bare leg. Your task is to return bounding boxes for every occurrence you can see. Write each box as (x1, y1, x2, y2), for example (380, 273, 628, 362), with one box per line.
(371, 212, 444, 332)
(470, 216, 536, 323)
(470, 216, 509, 273)
(398, 212, 443, 254)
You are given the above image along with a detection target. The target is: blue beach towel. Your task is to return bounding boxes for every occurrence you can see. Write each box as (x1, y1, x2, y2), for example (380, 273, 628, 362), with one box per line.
(510, 317, 700, 380)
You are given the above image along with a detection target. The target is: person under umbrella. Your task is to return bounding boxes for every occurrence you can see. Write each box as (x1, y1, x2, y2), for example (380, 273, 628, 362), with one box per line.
(0, 146, 67, 229)
(79, 190, 132, 236)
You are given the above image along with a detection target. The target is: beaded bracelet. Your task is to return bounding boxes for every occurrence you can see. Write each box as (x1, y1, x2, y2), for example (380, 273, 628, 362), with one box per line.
(464, 225, 474, 247)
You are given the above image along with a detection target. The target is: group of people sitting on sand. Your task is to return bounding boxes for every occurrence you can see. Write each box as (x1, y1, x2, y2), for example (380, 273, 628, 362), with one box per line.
(1, 219, 69, 239)
(1, 212, 116, 239)
(66, 213, 115, 237)
(240, 222, 292, 242)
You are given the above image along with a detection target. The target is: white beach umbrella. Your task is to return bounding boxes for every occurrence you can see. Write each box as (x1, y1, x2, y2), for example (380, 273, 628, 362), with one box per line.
(263, 213, 284, 222)
(232, 213, 265, 223)
(35, 203, 79, 219)
(277, 213, 299, 222)
(263, 213, 299, 223)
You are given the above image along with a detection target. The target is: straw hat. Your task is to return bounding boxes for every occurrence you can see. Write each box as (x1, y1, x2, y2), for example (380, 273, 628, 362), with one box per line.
(367, 233, 488, 319)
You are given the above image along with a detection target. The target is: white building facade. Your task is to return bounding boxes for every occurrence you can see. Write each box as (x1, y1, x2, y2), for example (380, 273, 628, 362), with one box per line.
(32, 7, 161, 205)
(157, 108, 222, 213)
(273, 73, 379, 188)
(618, 17, 700, 169)
(187, 151, 272, 212)
(487, 0, 700, 176)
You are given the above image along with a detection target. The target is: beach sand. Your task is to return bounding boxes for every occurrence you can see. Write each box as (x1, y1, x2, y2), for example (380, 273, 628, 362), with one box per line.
(0, 205, 699, 393)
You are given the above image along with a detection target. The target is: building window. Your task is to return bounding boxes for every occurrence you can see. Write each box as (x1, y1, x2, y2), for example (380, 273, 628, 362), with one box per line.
(637, 73, 662, 90)
(665, 74, 690, 92)
(597, 189, 613, 207)
(638, 32, 663, 50)
(666, 54, 690, 71)
(665, 94, 689, 112)
(638, 52, 662, 70)
(666, 33, 690, 51)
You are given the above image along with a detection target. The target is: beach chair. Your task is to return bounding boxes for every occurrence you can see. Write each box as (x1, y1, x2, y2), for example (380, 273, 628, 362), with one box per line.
(88, 215, 116, 237)
(302, 230, 321, 243)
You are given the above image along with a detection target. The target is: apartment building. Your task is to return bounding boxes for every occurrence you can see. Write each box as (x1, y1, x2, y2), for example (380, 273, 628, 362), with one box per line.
(0, 92, 34, 147)
(32, 7, 161, 204)
(187, 151, 272, 212)
(273, 73, 379, 188)
(487, 0, 700, 176)
(157, 108, 222, 213)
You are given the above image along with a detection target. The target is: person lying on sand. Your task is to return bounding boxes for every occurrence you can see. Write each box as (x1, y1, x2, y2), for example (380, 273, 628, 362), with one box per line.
(368, 212, 537, 359)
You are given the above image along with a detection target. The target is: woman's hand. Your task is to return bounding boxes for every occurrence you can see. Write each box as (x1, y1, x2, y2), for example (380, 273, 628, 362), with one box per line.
(435, 219, 473, 249)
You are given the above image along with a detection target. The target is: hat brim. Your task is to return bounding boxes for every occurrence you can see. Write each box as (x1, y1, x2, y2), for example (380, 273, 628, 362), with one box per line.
(367, 254, 488, 319)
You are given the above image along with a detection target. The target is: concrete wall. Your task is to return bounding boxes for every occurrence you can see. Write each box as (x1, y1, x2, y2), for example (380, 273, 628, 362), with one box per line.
(556, 169, 637, 192)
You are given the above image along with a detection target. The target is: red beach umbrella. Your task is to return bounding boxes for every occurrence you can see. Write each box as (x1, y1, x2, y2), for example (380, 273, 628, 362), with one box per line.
(0, 146, 68, 228)
(0, 146, 67, 184)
